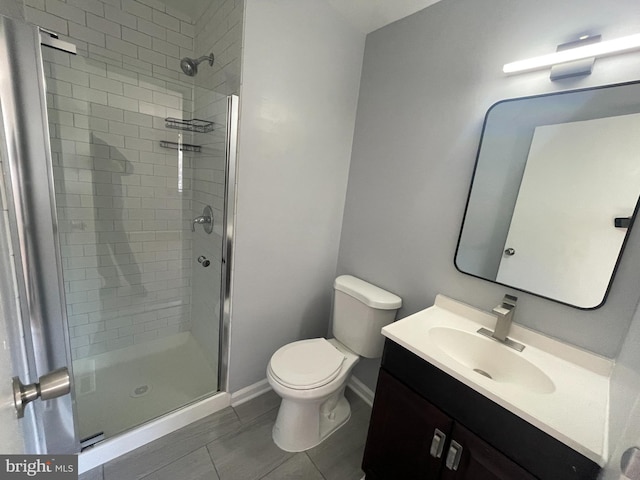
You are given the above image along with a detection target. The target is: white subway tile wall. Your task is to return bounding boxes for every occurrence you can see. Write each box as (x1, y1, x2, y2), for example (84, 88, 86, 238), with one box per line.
(24, 0, 243, 360)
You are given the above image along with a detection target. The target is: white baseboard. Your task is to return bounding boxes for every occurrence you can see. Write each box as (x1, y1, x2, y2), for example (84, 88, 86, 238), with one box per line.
(229, 375, 375, 408)
(230, 378, 272, 407)
(78, 392, 231, 473)
(347, 375, 375, 407)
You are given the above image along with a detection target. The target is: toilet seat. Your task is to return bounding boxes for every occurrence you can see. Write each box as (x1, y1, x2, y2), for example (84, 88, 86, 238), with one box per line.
(270, 338, 345, 390)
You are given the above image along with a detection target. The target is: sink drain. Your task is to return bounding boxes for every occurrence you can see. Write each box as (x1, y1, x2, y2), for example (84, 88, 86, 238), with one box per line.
(130, 384, 152, 398)
(473, 368, 492, 379)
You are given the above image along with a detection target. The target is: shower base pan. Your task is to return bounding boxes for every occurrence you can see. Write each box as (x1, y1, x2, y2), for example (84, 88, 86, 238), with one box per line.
(73, 332, 218, 443)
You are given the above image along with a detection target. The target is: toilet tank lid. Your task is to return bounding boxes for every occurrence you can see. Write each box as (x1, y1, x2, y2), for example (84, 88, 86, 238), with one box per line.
(334, 275, 402, 310)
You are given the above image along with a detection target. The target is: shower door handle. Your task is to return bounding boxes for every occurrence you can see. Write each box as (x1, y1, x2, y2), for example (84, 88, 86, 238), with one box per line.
(622, 446, 640, 479)
(12, 367, 71, 418)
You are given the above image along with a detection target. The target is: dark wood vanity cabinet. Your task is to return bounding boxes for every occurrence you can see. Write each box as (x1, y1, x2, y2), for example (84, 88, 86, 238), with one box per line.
(362, 368, 453, 479)
(363, 369, 536, 480)
(362, 340, 601, 480)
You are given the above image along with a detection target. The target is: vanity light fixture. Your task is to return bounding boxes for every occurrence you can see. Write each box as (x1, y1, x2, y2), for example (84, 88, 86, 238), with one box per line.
(503, 32, 640, 75)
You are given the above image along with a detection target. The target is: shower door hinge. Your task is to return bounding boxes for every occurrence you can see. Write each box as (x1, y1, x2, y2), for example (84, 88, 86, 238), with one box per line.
(39, 28, 77, 55)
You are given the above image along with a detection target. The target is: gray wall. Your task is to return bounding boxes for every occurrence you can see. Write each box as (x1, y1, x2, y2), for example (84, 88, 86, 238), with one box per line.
(0, 0, 23, 20)
(337, 0, 640, 389)
(229, 0, 365, 392)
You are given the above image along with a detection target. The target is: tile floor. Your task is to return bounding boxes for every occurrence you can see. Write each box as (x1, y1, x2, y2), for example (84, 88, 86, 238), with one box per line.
(79, 388, 371, 480)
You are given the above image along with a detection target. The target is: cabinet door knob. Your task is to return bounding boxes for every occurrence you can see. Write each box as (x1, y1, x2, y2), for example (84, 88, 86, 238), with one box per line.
(429, 428, 446, 458)
(445, 440, 463, 471)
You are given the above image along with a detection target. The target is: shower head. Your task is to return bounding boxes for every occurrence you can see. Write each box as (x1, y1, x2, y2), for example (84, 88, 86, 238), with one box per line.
(180, 53, 214, 77)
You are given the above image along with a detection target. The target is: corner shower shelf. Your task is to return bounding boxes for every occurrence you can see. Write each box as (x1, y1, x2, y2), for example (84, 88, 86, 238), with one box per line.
(159, 140, 201, 153)
(165, 117, 214, 133)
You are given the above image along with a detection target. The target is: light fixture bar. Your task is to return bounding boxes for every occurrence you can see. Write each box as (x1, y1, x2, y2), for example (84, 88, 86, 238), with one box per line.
(504, 33, 640, 74)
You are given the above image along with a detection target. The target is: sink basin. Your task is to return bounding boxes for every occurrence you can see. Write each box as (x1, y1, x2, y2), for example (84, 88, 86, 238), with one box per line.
(429, 327, 555, 394)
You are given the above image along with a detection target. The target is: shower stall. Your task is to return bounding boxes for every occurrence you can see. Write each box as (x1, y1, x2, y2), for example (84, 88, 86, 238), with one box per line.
(0, 0, 240, 460)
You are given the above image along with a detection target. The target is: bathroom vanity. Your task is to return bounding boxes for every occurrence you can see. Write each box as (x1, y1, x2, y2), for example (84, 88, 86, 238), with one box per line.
(362, 296, 609, 479)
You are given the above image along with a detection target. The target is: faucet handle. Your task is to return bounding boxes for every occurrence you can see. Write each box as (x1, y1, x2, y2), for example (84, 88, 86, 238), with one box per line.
(493, 305, 512, 316)
(501, 294, 518, 308)
(191, 205, 214, 234)
(493, 294, 517, 316)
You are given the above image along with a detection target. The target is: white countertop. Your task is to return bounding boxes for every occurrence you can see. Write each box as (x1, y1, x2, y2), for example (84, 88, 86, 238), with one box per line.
(381, 294, 612, 466)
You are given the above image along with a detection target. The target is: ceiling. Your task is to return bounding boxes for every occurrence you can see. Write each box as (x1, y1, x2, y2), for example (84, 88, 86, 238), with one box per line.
(162, 0, 442, 34)
(162, 0, 209, 21)
(327, 0, 442, 34)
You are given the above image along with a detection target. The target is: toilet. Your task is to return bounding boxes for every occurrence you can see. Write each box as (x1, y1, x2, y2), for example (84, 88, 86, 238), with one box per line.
(267, 275, 402, 452)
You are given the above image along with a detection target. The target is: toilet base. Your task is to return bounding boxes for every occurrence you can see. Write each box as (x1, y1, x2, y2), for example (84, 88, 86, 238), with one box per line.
(272, 391, 351, 452)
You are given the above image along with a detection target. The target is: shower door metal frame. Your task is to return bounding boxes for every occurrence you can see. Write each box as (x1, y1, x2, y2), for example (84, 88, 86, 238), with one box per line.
(0, 15, 79, 453)
(219, 94, 239, 392)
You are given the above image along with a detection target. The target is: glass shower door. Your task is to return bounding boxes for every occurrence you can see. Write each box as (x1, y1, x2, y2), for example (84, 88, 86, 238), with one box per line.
(0, 16, 78, 454)
(41, 39, 228, 443)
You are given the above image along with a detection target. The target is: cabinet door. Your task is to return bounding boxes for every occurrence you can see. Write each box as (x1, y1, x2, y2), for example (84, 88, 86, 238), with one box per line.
(362, 369, 453, 480)
(441, 423, 537, 480)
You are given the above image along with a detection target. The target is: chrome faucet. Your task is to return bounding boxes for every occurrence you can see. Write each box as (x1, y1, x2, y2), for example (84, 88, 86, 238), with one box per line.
(478, 294, 525, 352)
(491, 294, 517, 342)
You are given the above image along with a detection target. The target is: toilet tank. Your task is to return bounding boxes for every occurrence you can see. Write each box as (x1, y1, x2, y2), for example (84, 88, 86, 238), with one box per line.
(332, 275, 402, 358)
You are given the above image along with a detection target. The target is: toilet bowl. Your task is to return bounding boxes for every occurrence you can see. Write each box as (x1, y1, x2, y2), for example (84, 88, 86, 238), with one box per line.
(267, 275, 402, 452)
(267, 338, 359, 451)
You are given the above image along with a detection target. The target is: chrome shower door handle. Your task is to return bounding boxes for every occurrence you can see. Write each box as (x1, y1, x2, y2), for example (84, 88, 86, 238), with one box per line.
(192, 205, 214, 234)
(13, 367, 71, 418)
(622, 446, 640, 479)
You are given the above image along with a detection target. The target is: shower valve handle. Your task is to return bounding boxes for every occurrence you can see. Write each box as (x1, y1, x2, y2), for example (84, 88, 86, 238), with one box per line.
(192, 205, 214, 234)
(192, 215, 211, 231)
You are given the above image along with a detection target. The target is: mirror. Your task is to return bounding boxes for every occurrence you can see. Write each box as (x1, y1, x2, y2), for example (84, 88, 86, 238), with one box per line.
(455, 81, 640, 309)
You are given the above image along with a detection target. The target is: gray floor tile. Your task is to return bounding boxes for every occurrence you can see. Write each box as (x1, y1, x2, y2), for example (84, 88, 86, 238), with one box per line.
(233, 389, 281, 424)
(260, 453, 325, 480)
(207, 409, 293, 480)
(313, 442, 366, 480)
(79, 466, 104, 480)
(142, 447, 219, 480)
(97, 389, 372, 480)
(307, 394, 371, 480)
(104, 407, 240, 480)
